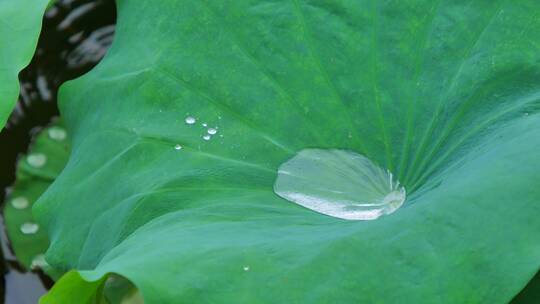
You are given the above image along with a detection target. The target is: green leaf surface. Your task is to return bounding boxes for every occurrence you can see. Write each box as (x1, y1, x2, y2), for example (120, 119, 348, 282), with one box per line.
(36, 0, 540, 303)
(0, 0, 50, 128)
(4, 121, 69, 278)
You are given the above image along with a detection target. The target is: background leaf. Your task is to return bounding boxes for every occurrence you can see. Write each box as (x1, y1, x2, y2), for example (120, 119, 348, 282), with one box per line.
(0, 0, 51, 128)
(4, 120, 68, 278)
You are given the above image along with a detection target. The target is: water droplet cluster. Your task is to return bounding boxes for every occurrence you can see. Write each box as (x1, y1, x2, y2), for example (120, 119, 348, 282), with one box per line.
(10, 196, 37, 234)
(11, 194, 47, 270)
(184, 115, 220, 142)
(9, 125, 68, 272)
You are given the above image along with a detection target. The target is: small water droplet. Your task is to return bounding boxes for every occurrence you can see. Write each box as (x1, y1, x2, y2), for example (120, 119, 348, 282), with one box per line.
(174, 144, 182, 150)
(202, 123, 208, 127)
(207, 128, 217, 135)
(524, 112, 529, 117)
(20, 222, 39, 234)
(243, 266, 250, 271)
(27, 153, 47, 168)
(11, 197, 29, 209)
(185, 116, 196, 125)
(203, 135, 211, 141)
(274, 149, 406, 221)
(48, 127, 67, 141)
(30, 254, 48, 270)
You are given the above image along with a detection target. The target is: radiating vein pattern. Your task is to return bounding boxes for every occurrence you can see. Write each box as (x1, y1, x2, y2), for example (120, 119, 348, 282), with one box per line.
(34, 1, 540, 303)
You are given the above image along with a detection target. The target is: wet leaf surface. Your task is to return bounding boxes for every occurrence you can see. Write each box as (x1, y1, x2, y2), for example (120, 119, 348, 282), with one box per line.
(36, 1, 540, 303)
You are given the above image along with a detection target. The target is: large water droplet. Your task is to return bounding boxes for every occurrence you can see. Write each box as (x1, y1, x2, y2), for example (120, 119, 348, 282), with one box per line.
(207, 128, 217, 135)
(11, 197, 29, 209)
(274, 149, 406, 220)
(185, 116, 196, 125)
(202, 134, 211, 141)
(20, 222, 39, 234)
(27, 153, 47, 168)
(174, 144, 182, 150)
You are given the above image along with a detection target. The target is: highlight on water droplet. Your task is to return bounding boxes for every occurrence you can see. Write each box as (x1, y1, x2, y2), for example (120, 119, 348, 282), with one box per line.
(243, 266, 250, 271)
(274, 149, 406, 221)
(11, 197, 29, 209)
(20, 222, 39, 234)
(207, 128, 217, 135)
(48, 126, 67, 141)
(185, 116, 196, 125)
(174, 144, 182, 150)
(203, 134, 211, 141)
(27, 153, 47, 168)
(202, 123, 208, 127)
